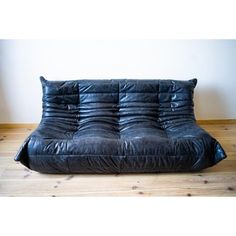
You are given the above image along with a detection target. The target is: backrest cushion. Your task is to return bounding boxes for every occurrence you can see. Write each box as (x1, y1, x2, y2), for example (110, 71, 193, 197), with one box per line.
(40, 76, 79, 126)
(119, 80, 159, 130)
(158, 79, 197, 128)
(40, 77, 197, 129)
(78, 80, 119, 132)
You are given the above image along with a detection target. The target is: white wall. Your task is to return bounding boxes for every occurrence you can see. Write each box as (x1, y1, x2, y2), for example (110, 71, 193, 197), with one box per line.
(0, 39, 236, 123)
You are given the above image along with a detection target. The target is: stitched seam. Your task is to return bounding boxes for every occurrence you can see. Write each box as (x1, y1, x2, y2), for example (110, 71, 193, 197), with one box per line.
(29, 154, 191, 157)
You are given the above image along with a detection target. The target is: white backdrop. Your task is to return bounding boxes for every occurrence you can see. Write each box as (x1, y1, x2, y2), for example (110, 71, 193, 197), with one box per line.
(0, 39, 235, 123)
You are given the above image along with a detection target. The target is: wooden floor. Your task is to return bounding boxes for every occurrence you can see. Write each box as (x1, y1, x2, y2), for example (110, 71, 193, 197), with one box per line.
(0, 123, 236, 196)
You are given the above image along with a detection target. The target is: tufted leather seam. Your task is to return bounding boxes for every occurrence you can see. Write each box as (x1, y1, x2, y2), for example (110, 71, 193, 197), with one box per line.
(29, 154, 192, 157)
(76, 81, 80, 134)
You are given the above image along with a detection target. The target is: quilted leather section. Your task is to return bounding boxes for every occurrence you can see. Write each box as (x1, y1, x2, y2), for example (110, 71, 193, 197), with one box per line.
(78, 80, 119, 139)
(119, 80, 160, 132)
(158, 79, 197, 129)
(40, 77, 79, 139)
(15, 77, 226, 173)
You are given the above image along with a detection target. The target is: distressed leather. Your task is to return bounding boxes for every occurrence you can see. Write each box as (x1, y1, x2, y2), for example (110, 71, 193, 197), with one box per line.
(15, 77, 226, 173)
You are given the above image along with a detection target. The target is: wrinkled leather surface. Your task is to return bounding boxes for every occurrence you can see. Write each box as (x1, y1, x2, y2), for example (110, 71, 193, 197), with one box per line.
(15, 77, 226, 173)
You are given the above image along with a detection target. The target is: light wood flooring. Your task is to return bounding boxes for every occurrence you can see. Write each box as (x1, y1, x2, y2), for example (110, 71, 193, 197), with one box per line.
(0, 123, 236, 196)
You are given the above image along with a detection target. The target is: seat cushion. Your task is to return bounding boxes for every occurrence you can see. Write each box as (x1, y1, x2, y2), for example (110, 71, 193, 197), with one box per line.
(15, 77, 226, 173)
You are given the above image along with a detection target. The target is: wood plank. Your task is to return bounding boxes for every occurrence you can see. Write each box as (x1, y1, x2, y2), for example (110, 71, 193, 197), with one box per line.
(0, 128, 33, 135)
(0, 178, 235, 197)
(0, 166, 235, 195)
(0, 123, 38, 129)
(197, 119, 236, 125)
(0, 133, 30, 141)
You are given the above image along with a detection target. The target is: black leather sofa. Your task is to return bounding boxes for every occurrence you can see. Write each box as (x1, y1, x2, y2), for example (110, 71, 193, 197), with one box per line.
(15, 77, 226, 173)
